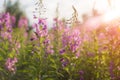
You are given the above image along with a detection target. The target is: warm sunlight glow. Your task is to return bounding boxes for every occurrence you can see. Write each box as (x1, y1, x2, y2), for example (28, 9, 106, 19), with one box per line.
(102, 10, 120, 22)
(94, 0, 120, 23)
(89, 0, 120, 27)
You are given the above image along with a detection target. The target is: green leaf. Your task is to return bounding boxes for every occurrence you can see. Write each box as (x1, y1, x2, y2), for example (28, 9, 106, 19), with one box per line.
(0, 56, 4, 61)
(56, 71, 64, 77)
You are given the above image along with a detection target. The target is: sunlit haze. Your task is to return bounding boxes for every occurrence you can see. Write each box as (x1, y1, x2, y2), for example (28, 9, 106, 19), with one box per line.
(0, 0, 120, 25)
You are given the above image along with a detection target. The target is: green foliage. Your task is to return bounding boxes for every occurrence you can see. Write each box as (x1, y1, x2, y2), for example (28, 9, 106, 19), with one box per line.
(0, 11, 120, 80)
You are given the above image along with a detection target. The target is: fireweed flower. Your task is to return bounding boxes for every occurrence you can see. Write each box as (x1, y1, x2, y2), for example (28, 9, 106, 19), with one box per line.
(62, 29, 81, 53)
(11, 15, 16, 27)
(0, 24, 2, 30)
(32, 18, 48, 37)
(1, 32, 12, 42)
(33, 14, 37, 19)
(4, 13, 11, 27)
(0, 18, 3, 30)
(75, 51, 80, 58)
(43, 36, 54, 54)
(59, 48, 65, 54)
(5, 57, 18, 73)
(43, 37, 50, 45)
(15, 42, 21, 52)
(0, 13, 15, 43)
(38, 18, 47, 28)
(32, 18, 54, 54)
(43, 33, 54, 54)
(30, 33, 37, 41)
(32, 18, 48, 38)
(18, 17, 28, 28)
(0, 13, 16, 33)
(79, 70, 84, 80)
(3, 13, 14, 30)
(60, 58, 69, 67)
(46, 45, 54, 54)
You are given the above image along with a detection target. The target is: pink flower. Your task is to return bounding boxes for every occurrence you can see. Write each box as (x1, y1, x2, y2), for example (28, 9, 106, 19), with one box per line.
(18, 17, 28, 28)
(5, 57, 18, 73)
(59, 48, 65, 54)
(11, 15, 16, 26)
(62, 29, 82, 53)
(1, 32, 12, 42)
(15, 42, 21, 49)
(32, 18, 48, 38)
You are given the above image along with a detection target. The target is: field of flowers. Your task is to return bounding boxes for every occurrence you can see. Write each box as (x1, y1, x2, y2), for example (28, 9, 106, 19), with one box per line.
(0, 12, 120, 80)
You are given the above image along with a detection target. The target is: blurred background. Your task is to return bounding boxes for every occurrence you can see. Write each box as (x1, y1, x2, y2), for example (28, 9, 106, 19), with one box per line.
(0, 0, 120, 27)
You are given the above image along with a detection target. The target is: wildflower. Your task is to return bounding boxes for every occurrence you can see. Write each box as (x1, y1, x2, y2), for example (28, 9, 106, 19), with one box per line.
(18, 17, 28, 28)
(0, 24, 2, 30)
(79, 70, 84, 75)
(30, 33, 37, 41)
(15, 42, 21, 49)
(32, 18, 54, 54)
(32, 18, 48, 37)
(3, 13, 13, 29)
(62, 29, 81, 53)
(44, 38, 54, 54)
(1, 32, 12, 42)
(38, 18, 47, 30)
(33, 15, 37, 19)
(75, 51, 80, 58)
(60, 58, 69, 67)
(79, 70, 84, 80)
(5, 57, 18, 73)
(4, 13, 11, 26)
(59, 48, 65, 54)
(46, 48, 54, 54)
(11, 15, 16, 26)
(43, 38, 50, 45)
(0, 12, 15, 31)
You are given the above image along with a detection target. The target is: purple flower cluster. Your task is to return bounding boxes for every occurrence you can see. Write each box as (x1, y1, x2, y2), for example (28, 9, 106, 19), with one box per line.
(1, 32, 12, 41)
(18, 17, 28, 28)
(0, 13, 15, 31)
(79, 70, 84, 80)
(60, 58, 69, 67)
(32, 18, 48, 37)
(62, 28, 82, 53)
(5, 57, 18, 73)
(0, 13, 16, 41)
(59, 48, 65, 54)
(32, 18, 54, 54)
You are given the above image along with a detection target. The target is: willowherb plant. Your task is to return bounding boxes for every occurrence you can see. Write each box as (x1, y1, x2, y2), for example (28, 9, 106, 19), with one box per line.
(5, 57, 18, 73)
(62, 28, 82, 53)
(0, 12, 120, 80)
